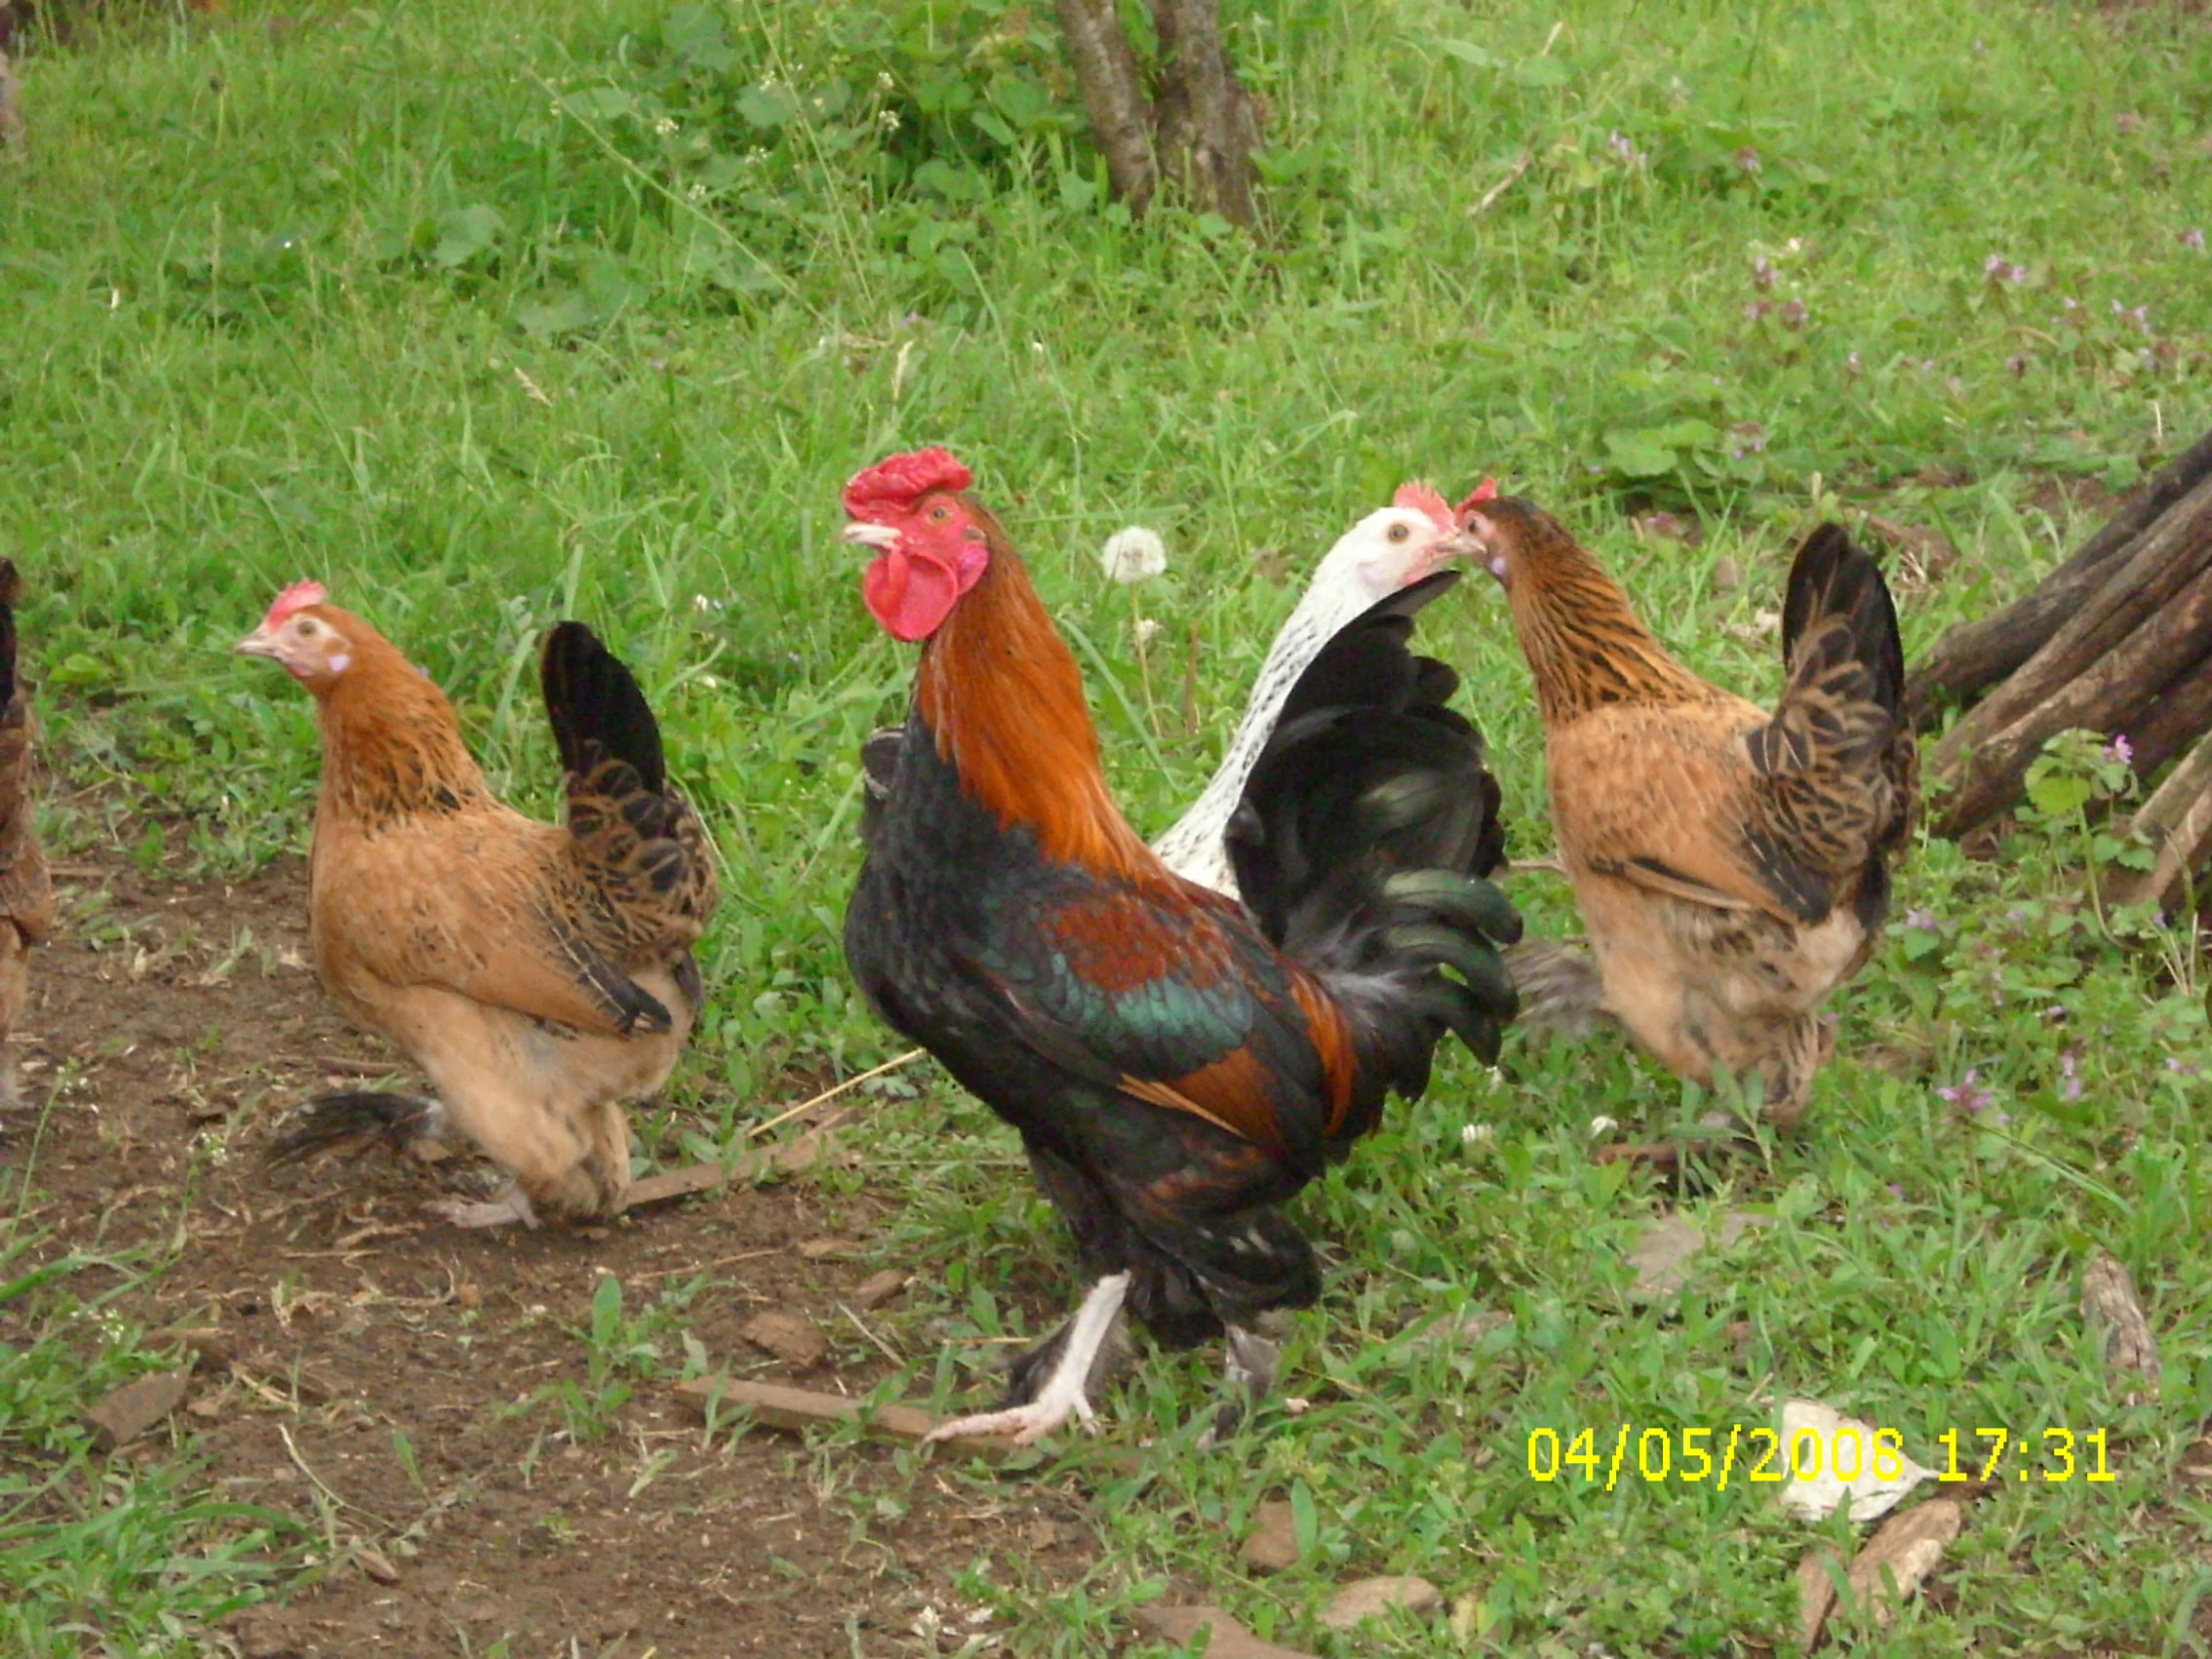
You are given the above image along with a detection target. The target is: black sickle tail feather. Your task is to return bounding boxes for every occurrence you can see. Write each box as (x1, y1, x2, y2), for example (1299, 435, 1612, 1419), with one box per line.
(265, 1091, 442, 1166)
(540, 621, 668, 800)
(1782, 524, 1907, 725)
(1222, 578, 1521, 1142)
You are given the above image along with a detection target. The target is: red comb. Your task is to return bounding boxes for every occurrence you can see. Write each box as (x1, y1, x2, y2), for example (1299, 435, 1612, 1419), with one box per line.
(264, 580, 327, 630)
(842, 447, 973, 518)
(1454, 477, 1499, 517)
(1391, 480, 1454, 533)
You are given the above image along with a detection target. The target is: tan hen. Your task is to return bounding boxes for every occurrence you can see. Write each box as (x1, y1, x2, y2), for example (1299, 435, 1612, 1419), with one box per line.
(1463, 498, 1915, 1126)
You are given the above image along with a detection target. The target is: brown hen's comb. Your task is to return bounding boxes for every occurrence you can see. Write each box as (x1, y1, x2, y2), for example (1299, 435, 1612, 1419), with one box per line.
(264, 580, 327, 631)
(1454, 478, 1499, 518)
(1391, 480, 1454, 532)
(842, 447, 973, 519)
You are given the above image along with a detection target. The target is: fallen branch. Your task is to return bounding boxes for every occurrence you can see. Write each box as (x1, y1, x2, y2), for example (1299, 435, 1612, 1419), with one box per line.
(673, 1376, 1019, 1461)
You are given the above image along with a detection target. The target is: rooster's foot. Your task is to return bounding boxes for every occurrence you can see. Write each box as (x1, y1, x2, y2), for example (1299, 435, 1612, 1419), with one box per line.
(425, 1181, 540, 1230)
(927, 1271, 1130, 1448)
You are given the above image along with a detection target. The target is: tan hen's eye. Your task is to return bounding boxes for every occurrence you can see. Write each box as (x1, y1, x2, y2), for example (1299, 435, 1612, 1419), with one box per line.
(296, 619, 319, 637)
(1387, 522, 1410, 543)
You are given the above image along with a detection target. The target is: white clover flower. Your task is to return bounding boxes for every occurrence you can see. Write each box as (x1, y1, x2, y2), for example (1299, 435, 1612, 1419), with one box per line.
(1588, 1115, 1619, 1136)
(1460, 1123, 1493, 1147)
(1133, 618, 1161, 649)
(1100, 526, 1167, 585)
(653, 116, 679, 138)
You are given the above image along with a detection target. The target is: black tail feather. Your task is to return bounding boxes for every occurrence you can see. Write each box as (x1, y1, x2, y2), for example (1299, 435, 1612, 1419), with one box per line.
(1782, 525, 1906, 722)
(265, 1091, 441, 1166)
(540, 622, 668, 799)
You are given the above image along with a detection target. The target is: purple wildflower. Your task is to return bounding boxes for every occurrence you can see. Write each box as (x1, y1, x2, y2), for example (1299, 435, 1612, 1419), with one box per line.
(1905, 907, 1939, 930)
(2007, 352, 2031, 378)
(1779, 297, 1808, 329)
(2109, 733, 2134, 766)
(1937, 1068, 1996, 1116)
(1744, 298, 1773, 322)
(2060, 1050, 2082, 1102)
(1607, 130, 1647, 165)
(2182, 229, 2206, 252)
(1733, 146, 1762, 176)
(1983, 255, 2027, 285)
(2169, 1057, 2202, 1078)
(2111, 300, 2151, 334)
(1752, 254, 1776, 291)
(2116, 112, 2143, 135)
(1886, 1183, 1904, 1201)
(1729, 421, 1769, 459)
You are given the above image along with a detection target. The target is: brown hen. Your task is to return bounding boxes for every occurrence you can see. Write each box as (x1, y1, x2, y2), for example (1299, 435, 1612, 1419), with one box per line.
(1463, 498, 1915, 1126)
(242, 584, 718, 1225)
(0, 560, 53, 1109)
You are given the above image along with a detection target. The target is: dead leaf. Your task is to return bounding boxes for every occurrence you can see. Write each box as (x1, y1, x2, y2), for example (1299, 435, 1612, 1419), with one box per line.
(1711, 554, 1744, 589)
(1316, 1575, 1442, 1631)
(85, 1369, 191, 1451)
(1240, 1499, 1299, 1574)
(1776, 1398, 1935, 1522)
(355, 1546, 400, 1585)
(2080, 1250, 2160, 1399)
(1133, 1604, 1318, 1659)
(1795, 1546, 1845, 1649)
(1628, 1209, 1771, 1302)
(1839, 1497, 1963, 1629)
(851, 1268, 908, 1310)
(739, 1310, 829, 1371)
(797, 1237, 864, 1261)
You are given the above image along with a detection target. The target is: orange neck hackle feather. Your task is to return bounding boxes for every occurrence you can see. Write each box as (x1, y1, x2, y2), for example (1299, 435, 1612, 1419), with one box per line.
(913, 500, 1158, 879)
(1494, 504, 1709, 724)
(296, 605, 488, 824)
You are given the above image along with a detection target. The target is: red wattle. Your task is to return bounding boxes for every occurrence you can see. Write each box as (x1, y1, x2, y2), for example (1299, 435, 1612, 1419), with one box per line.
(862, 550, 961, 642)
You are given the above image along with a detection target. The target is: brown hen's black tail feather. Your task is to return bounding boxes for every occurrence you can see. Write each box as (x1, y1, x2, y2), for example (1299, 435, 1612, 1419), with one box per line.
(265, 1091, 443, 1165)
(1782, 524, 1907, 723)
(540, 622, 668, 800)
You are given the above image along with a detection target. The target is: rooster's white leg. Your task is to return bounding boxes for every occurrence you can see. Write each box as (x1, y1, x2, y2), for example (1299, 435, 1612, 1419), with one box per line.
(926, 1272, 1131, 1445)
(425, 1178, 540, 1231)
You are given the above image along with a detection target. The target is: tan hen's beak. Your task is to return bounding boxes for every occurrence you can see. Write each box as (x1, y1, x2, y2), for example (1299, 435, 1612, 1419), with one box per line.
(236, 627, 278, 658)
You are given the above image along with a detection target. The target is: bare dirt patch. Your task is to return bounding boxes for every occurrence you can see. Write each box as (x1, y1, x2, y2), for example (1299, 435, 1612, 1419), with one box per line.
(2, 852, 1098, 1658)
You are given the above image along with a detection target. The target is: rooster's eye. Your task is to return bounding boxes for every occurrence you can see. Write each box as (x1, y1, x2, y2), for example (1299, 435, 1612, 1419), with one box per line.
(1387, 523, 1410, 543)
(928, 503, 952, 524)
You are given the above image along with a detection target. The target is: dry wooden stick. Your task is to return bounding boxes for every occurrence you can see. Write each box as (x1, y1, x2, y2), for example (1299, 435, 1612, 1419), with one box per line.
(1909, 427, 2212, 722)
(674, 1376, 1019, 1461)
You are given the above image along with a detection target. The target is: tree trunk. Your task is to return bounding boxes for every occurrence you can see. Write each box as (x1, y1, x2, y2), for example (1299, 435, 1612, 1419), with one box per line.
(1051, 0, 1262, 226)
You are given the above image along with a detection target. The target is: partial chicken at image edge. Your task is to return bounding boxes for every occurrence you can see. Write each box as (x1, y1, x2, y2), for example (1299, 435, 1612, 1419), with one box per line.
(0, 560, 54, 1116)
(1463, 491, 1917, 1130)
(840, 446, 1521, 1445)
(241, 584, 720, 1227)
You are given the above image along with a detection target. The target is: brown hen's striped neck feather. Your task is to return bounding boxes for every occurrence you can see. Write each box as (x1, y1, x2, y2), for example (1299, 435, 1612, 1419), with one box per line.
(310, 615, 490, 828)
(1498, 505, 1711, 723)
(914, 503, 1157, 879)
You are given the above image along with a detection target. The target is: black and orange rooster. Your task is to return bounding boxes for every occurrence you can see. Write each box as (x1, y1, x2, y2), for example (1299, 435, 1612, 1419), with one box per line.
(841, 449, 1519, 1443)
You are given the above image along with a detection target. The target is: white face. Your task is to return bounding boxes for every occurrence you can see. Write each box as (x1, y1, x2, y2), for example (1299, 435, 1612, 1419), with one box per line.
(1315, 505, 1459, 600)
(237, 610, 356, 686)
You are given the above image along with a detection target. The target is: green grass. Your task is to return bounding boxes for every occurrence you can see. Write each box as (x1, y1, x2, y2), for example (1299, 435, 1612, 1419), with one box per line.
(4, 0, 2211, 1650)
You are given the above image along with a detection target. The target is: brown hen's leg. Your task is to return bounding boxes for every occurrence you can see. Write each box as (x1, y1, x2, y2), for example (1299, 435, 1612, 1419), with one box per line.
(426, 1178, 541, 1230)
(926, 1272, 1131, 1445)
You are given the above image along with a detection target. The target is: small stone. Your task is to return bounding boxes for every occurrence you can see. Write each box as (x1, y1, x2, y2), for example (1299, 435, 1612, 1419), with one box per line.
(1240, 1499, 1299, 1573)
(85, 1369, 191, 1451)
(1133, 1605, 1319, 1659)
(740, 1310, 830, 1371)
(355, 1546, 400, 1584)
(1711, 555, 1744, 590)
(851, 1269, 908, 1310)
(1317, 1574, 1442, 1631)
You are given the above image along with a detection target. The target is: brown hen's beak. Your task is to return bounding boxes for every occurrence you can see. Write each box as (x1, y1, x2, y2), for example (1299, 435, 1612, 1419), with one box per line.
(236, 627, 278, 658)
(1433, 529, 1485, 564)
